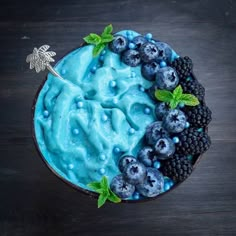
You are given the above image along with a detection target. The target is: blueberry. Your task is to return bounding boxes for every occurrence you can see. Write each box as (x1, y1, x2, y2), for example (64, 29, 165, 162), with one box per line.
(118, 155, 137, 173)
(110, 174, 135, 199)
(132, 36, 147, 49)
(156, 67, 179, 90)
(145, 121, 169, 146)
(141, 61, 160, 81)
(140, 42, 159, 63)
(123, 162, 147, 185)
(155, 42, 172, 63)
(121, 49, 141, 67)
(109, 35, 128, 54)
(155, 102, 170, 121)
(154, 138, 175, 159)
(163, 109, 187, 133)
(136, 168, 164, 197)
(137, 146, 156, 167)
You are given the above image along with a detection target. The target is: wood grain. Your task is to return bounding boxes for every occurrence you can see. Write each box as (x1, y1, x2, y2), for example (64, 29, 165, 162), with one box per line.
(0, 0, 236, 235)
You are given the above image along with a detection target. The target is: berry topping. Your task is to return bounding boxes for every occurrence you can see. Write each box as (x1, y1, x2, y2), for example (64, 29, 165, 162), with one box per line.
(137, 146, 156, 167)
(132, 36, 147, 49)
(155, 42, 172, 63)
(123, 162, 147, 185)
(170, 56, 193, 81)
(154, 137, 175, 160)
(121, 49, 141, 67)
(175, 128, 211, 155)
(156, 67, 179, 90)
(163, 109, 187, 133)
(140, 42, 159, 63)
(109, 35, 128, 54)
(180, 78, 205, 102)
(145, 121, 169, 145)
(182, 104, 212, 128)
(141, 61, 160, 81)
(110, 174, 135, 199)
(155, 102, 170, 121)
(118, 155, 137, 173)
(161, 154, 193, 182)
(136, 168, 164, 197)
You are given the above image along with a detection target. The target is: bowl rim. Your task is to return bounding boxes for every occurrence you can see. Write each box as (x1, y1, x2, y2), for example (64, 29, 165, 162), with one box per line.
(31, 47, 205, 203)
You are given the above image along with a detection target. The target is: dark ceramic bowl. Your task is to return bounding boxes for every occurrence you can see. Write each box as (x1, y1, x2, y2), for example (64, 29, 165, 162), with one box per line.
(31, 48, 205, 203)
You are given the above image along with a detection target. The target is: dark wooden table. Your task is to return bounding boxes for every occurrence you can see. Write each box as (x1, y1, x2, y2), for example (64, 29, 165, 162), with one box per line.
(1, 0, 236, 235)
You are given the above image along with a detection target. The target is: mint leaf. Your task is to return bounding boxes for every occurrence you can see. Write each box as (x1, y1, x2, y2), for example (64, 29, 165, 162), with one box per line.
(180, 94, 200, 106)
(108, 189, 121, 203)
(154, 85, 199, 110)
(89, 33, 102, 45)
(83, 33, 101, 45)
(101, 34, 114, 43)
(103, 24, 113, 35)
(100, 176, 109, 189)
(88, 175, 121, 208)
(93, 43, 105, 57)
(169, 99, 179, 109)
(83, 24, 113, 57)
(155, 90, 173, 103)
(173, 85, 183, 101)
(98, 192, 108, 208)
(87, 182, 104, 194)
(87, 182, 101, 190)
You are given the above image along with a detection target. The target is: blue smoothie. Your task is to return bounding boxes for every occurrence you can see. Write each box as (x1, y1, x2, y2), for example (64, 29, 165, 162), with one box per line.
(34, 30, 178, 193)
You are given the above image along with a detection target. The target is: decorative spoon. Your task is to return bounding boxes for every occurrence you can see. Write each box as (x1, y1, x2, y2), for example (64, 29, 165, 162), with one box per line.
(26, 45, 63, 80)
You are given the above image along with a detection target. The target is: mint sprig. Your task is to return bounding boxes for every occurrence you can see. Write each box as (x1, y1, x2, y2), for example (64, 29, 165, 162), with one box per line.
(83, 33, 101, 45)
(83, 24, 114, 57)
(87, 176, 121, 208)
(155, 85, 199, 109)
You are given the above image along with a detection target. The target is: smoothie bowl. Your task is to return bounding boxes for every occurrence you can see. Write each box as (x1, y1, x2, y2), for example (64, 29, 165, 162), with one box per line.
(29, 25, 211, 207)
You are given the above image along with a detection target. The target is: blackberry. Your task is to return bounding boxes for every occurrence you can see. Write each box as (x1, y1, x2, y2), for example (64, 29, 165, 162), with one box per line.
(175, 128, 211, 155)
(161, 154, 193, 182)
(170, 56, 193, 80)
(183, 104, 212, 128)
(180, 79, 205, 101)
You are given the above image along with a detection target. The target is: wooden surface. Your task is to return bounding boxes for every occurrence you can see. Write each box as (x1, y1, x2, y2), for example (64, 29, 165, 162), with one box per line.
(1, 0, 236, 235)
